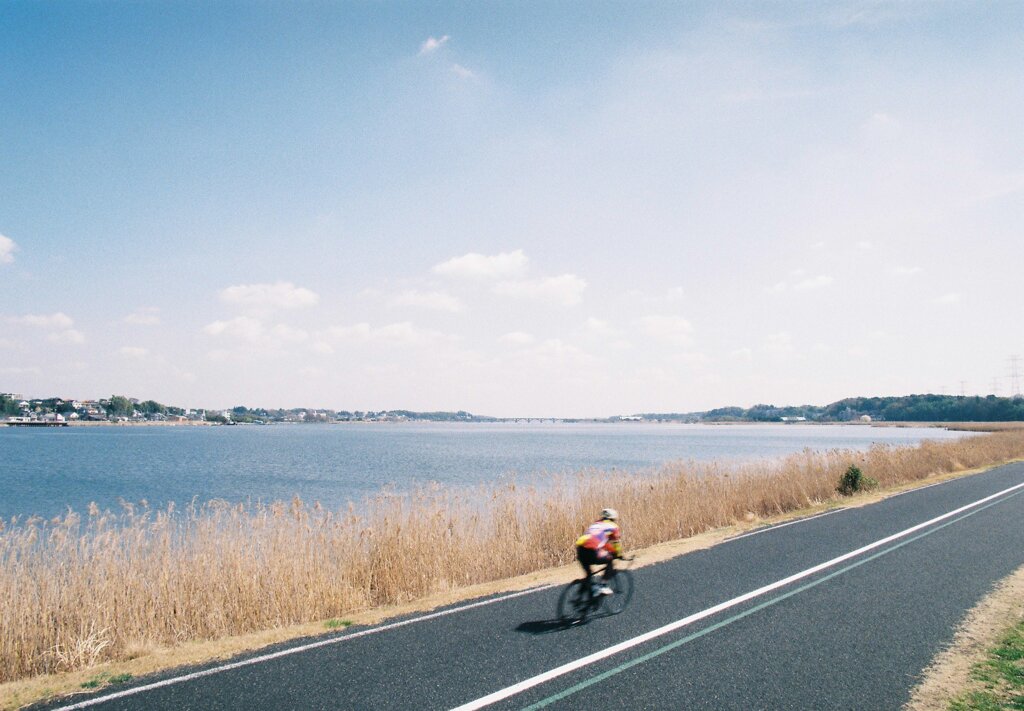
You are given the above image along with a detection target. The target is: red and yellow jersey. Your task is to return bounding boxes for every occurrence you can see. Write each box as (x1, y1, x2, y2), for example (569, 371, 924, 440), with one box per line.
(575, 519, 622, 557)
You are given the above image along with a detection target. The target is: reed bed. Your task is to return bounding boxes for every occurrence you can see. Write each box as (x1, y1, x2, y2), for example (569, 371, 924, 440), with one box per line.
(2, 430, 1024, 683)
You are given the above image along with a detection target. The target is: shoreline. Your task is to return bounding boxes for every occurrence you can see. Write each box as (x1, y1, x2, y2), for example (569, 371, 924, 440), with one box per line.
(6, 419, 1015, 429)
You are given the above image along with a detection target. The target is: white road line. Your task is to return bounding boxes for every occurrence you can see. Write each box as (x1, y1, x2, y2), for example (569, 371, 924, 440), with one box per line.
(887, 480, 946, 497)
(449, 479, 1024, 711)
(53, 585, 555, 710)
(726, 508, 845, 541)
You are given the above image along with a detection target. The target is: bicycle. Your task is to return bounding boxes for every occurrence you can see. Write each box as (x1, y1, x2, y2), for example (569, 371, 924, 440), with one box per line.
(557, 556, 635, 625)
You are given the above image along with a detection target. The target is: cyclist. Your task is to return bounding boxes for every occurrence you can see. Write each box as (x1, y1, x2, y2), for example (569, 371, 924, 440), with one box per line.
(575, 508, 623, 596)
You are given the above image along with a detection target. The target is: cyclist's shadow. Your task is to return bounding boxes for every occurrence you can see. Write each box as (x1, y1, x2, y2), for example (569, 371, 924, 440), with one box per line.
(515, 619, 572, 635)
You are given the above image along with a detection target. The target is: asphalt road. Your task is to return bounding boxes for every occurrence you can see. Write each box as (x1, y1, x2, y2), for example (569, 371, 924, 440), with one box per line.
(40, 462, 1024, 711)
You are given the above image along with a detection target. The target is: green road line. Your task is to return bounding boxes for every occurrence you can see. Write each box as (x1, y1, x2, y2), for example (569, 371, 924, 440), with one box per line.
(520, 489, 1024, 710)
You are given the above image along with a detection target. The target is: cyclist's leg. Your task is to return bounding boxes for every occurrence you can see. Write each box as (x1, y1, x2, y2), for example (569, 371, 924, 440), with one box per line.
(576, 545, 593, 582)
(592, 551, 615, 593)
(602, 556, 616, 581)
(579, 546, 604, 596)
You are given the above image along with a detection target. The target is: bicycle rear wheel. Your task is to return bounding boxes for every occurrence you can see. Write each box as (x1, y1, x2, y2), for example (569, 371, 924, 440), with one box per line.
(557, 579, 591, 625)
(601, 569, 634, 615)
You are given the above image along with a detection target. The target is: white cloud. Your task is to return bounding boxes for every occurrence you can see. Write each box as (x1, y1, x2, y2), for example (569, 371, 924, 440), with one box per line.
(270, 324, 309, 342)
(640, 315, 694, 345)
(857, 240, 873, 250)
(9, 312, 83, 345)
(320, 322, 446, 347)
(934, 292, 961, 304)
(202, 318, 311, 355)
(493, 274, 587, 306)
(793, 275, 834, 290)
(124, 307, 161, 325)
(203, 316, 265, 341)
(519, 339, 598, 368)
(865, 111, 901, 131)
(729, 347, 753, 361)
(373, 322, 446, 346)
(391, 289, 465, 313)
(0, 234, 16, 264)
(762, 332, 795, 355)
(321, 323, 372, 342)
(583, 317, 617, 337)
(419, 35, 449, 55)
(12, 312, 74, 329)
(892, 266, 923, 276)
(48, 329, 85, 345)
(432, 250, 528, 280)
(673, 351, 711, 367)
(499, 331, 535, 346)
(624, 286, 685, 303)
(118, 346, 149, 358)
(219, 281, 319, 309)
(451, 63, 476, 80)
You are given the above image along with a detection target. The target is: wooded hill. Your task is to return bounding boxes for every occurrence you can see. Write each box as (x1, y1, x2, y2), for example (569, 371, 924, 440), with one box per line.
(636, 394, 1024, 423)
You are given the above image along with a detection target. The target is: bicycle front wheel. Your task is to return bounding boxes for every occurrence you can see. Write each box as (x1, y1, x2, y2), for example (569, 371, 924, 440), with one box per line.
(557, 579, 590, 625)
(601, 569, 634, 615)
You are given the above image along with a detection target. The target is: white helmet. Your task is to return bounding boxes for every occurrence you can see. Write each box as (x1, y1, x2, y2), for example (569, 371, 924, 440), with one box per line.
(601, 507, 618, 521)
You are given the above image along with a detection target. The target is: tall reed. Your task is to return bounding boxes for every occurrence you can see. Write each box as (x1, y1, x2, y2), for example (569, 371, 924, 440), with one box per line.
(2, 430, 1023, 683)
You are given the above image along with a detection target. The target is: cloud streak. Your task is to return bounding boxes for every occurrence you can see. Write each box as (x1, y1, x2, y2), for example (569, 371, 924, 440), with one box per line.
(391, 290, 465, 313)
(219, 282, 319, 310)
(493, 274, 586, 306)
(433, 250, 528, 280)
(124, 307, 161, 325)
(419, 35, 449, 55)
(0, 234, 16, 264)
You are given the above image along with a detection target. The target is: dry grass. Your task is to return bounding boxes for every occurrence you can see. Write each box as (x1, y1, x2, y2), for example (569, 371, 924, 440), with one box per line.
(2, 430, 1024, 687)
(871, 421, 1024, 433)
(941, 422, 1024, 432)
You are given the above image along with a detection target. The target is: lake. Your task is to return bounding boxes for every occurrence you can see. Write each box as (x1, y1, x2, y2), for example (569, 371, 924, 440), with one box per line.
(0, 422, 971, 519)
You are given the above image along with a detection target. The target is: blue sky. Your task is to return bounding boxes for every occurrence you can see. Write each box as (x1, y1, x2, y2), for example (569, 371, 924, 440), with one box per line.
(2, 1, 1023, 416)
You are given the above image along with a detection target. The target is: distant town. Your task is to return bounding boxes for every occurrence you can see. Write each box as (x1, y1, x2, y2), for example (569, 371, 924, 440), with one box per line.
(2, 391, 1024, 427)
(0, 393, 503, 426)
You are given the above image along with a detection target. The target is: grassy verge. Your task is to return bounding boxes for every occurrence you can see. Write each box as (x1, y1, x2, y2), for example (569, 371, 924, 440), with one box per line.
(907, 564, 1024, 711)
(951, 620, 1024, 710)
(3, 429, 1024, 708)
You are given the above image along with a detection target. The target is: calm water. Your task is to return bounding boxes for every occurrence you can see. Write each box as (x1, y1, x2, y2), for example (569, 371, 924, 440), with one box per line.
(0, 422, 971, 519)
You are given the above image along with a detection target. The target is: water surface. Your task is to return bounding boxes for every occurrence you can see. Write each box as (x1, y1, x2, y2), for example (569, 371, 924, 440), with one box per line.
(0, 422, 970, 518)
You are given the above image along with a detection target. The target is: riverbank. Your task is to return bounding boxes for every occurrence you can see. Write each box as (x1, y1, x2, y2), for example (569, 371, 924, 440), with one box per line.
(2, 430, 1024, 708)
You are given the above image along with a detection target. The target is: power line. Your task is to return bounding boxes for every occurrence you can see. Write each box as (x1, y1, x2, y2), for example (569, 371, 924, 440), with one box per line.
(1010, 355, 1022, 398)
